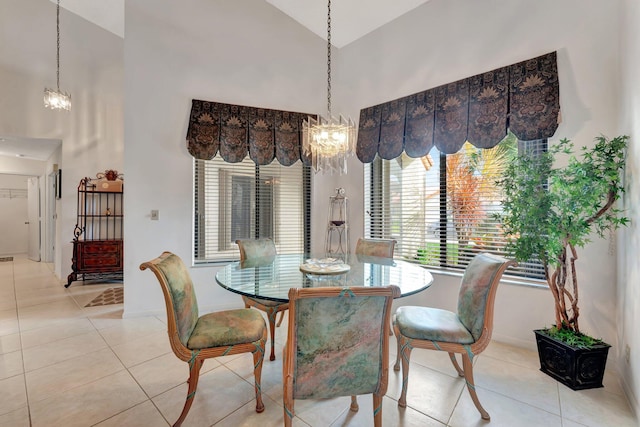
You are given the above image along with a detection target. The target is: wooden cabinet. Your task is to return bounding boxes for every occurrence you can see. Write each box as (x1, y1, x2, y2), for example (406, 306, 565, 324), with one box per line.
(66, 176, 123, 287)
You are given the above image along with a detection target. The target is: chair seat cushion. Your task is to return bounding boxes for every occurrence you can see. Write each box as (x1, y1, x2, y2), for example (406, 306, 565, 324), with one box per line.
(187, 308, 265, 349)
(394, 306, 474, 344)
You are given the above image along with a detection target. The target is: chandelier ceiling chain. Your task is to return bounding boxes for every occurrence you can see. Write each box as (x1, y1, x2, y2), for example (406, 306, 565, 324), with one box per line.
(301, 0, 356, 175)
(326, 0, 332, 118)
(44, 0, 71, 111)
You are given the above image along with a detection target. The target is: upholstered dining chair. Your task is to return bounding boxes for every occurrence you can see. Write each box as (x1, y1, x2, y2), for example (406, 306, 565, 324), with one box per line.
(140, 252, 267, 427)
(283, 285, 400, 427)
(236, 238, 288, 361)
(355, 238, 397, 258)
(393, 252, 516, 420)
(356, 237, 397, 336)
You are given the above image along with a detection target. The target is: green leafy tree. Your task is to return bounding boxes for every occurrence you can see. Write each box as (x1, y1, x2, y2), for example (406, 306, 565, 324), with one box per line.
(497, 135, 629, 335)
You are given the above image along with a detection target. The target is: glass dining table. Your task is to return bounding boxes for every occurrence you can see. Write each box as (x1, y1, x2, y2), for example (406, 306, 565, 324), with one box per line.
(215, 253, 434, 302)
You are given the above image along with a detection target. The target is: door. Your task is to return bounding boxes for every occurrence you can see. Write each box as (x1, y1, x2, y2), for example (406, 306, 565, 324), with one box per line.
(27, 177, 40, 261)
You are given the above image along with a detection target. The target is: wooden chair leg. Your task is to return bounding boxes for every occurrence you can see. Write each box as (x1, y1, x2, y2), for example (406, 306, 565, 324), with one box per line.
(267, 309, 277, 361)
(393, 323, 401, 372)
(174, 357, 203, 427)
(462, 352, 490, 420)
(283, 393, 294, 427)
(252, 341, 266, 413)
(448, 352, 464, 377)
(350, 395, 359, 412)
(276, 310, 285, 327)
(397, 337, 413, 408)
(373, 393, 383, 427)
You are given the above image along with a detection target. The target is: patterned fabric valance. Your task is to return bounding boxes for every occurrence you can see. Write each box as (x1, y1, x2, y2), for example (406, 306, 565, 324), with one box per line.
(356, 51, 560, 162)
(186, 99, 312, 166)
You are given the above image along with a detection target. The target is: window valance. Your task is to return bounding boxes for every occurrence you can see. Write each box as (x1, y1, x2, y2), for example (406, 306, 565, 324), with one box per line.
(356, 51, 560, 162)
(186, 99, 313, 166)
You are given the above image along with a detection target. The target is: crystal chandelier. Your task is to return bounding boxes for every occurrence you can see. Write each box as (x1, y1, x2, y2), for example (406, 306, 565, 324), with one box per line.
(302, 0, 355, 175)
(44, 0, 71, 111)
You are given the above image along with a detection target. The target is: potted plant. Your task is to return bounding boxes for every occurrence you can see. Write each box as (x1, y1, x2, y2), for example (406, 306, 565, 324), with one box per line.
(497, 135, 629, 390)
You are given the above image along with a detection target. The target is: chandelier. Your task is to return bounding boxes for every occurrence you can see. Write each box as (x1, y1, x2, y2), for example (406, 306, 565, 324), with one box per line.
(302, 0, 355, 175)
(44, 0, 71, 111)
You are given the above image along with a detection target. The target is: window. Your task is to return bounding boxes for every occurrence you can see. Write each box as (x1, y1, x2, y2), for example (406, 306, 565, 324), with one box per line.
(194, 156, 310, 263)
(365, 133, 545, 280)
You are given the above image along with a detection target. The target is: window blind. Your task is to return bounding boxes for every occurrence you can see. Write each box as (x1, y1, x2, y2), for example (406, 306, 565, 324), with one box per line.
(194, 157, 310, 263)
(366, 134, 546, 280)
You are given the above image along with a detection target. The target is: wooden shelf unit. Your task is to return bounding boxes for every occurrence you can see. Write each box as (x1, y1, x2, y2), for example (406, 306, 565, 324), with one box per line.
(66, 177, 124, 287)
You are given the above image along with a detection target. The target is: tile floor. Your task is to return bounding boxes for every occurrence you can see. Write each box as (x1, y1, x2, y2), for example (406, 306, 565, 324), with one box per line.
(0, 254, 637, 427)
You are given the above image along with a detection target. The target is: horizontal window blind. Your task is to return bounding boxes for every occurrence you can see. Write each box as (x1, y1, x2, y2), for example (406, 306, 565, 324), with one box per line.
(194, 157, 310, 263)
(366, 133, 546, 280)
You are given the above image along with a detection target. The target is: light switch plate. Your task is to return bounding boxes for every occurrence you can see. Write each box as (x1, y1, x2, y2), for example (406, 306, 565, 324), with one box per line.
(151, 210, 159, 220)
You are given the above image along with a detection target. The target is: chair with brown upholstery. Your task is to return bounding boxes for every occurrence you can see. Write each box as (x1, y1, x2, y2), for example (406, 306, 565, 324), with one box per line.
(140, 252, 267, 427)
(283, 285, 400, 427)
(393, 252, 516, 420)
(236, 238, 288, 361)
(355, 238, 397, 258)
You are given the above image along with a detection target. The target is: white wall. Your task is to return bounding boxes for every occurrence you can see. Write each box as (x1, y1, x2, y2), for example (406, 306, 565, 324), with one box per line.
(0, 0, 124, 280)
(124, 0, 633, 359)
(334, 0, 624, 351)
(619, 0, 640, 416)
(124, 0, 329, 316)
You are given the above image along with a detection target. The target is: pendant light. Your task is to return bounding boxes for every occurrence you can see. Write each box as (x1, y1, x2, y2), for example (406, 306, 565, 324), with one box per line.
(302, 0, 355, 175)
(44, 0, 71, 111)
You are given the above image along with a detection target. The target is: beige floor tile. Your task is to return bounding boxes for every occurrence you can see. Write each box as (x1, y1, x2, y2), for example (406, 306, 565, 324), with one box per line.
(22, 329, 108, 372)
(128, 352, 219, 398)
(450, 387, 563, 427)
(215, 394, 294, 427)
(97, 315, 167, 347)
(29, 370, 147, 427)
(86, 308, 128, 330)
(0, 350, 23, 380)
(329, 395, 446, 427)
(94, 400, 170, 426)
(17, 299, 85, 332)
(0, 374, 27, 415)
(15, 285, 72, 308)
(109, 329, 172, 367)
(0, 405, 30, 427)
(0, 332, 21, 354)
(153, 365, 257, 426)
(0, 374, 27, 414)
(474, 354, 561, 415)
(0, 317, 19, 336)
(386, 361, 465, 424)
(288, 395, 354, 426)
(20, 317, 96, 349)
(25, 347, 124, 403)
(559, 385, 637, 427)
(482, 340, 540, 370)
(0, 307, 17, 322)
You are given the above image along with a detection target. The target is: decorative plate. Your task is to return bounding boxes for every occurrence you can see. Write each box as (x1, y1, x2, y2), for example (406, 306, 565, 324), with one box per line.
(300, 259, 351, 275)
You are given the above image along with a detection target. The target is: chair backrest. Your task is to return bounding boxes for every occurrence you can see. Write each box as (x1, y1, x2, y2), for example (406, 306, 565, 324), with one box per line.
(140, 252, 199, 348)
(236, 238, 277, 261)
(355, 238, 397, 258)
(284, 286, 400, 400)
(456, 253, 516, 341)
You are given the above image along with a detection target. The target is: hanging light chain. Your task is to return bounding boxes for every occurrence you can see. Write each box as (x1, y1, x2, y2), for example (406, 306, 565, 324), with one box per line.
(56, 0, 61, 91)
(326, 0, 332, 118)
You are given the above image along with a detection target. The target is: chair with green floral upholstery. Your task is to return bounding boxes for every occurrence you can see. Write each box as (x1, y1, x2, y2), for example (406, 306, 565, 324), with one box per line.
(140, 252, 267, 427)
(283, 285, 400, 427)
(236, 238, 288, 361)
(355, 238, 397, 258)
(393, 252, 516, 420)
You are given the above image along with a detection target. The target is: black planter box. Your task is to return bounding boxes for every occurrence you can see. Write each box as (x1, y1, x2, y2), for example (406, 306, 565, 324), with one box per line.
(534, 329, 610, 390)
